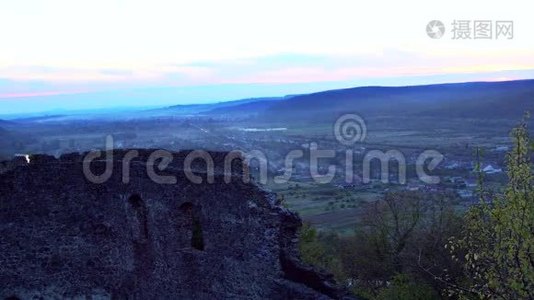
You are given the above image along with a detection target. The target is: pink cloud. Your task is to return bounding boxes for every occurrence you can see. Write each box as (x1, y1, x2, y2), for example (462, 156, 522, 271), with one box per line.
(0, 90, 84, 99)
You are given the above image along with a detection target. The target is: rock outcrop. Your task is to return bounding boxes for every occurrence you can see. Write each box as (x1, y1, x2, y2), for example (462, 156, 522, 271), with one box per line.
(0, 150, 352, 299)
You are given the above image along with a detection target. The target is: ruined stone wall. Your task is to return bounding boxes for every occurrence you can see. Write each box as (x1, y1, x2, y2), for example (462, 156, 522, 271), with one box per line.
(0, 150, 351, 299)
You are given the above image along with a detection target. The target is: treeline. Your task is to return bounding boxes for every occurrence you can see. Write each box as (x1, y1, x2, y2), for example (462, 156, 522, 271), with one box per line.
(300, 116, 534, 299)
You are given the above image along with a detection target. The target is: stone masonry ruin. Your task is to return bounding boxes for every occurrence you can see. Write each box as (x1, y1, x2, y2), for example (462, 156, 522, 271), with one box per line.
(0, 150, 352, 299)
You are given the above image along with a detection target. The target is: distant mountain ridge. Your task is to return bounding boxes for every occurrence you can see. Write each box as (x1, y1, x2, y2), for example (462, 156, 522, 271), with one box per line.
(0, 119, 13, 126)
(7, 79, 534, 122)
(146, 96, 289, 117)
(261, 79, 534, 119)
(148, 79, 534, 120)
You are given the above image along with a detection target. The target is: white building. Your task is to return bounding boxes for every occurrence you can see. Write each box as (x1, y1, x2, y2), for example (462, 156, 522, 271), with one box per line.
(482, 165, 503, 174)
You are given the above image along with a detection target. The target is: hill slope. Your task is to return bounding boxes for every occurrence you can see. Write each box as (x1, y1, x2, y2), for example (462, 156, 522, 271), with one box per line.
(261, 80, 534, 120)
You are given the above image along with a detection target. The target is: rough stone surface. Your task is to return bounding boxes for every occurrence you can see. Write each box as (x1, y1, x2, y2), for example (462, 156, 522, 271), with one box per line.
(0, 150, 353, 299)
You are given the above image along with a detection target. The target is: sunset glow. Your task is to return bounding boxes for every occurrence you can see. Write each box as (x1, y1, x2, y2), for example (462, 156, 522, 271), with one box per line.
(1, 0, 533, 113)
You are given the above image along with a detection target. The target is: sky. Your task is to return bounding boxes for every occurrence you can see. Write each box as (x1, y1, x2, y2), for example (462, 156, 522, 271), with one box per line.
(0, 0, 533, 115)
